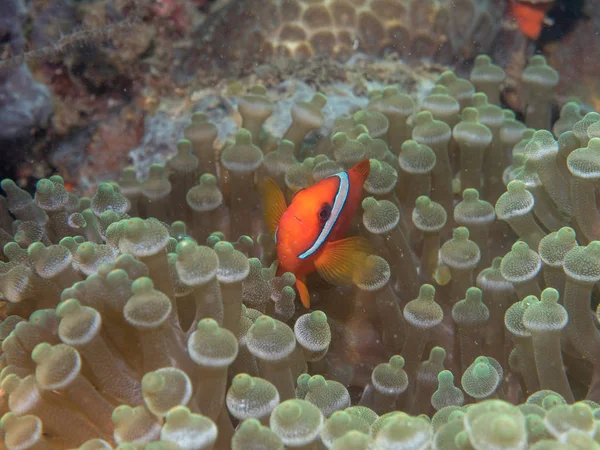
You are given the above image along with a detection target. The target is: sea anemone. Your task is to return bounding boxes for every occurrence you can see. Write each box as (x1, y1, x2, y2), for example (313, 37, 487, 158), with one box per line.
(1, 52, 600, 449)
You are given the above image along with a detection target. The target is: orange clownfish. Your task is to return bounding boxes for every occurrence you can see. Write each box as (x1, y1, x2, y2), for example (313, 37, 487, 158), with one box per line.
(508, 0, 554, 40)
(263, 159, 371, 308)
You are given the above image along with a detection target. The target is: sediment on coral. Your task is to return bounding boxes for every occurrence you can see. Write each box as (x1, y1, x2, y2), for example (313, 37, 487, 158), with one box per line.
(1, 52, 600, 449)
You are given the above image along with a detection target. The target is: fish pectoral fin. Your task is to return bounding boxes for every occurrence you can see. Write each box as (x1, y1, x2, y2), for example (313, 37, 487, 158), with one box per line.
(262, 177, 287, 237)
(296, 276, 311, 309)
(314, 237, 371, 286)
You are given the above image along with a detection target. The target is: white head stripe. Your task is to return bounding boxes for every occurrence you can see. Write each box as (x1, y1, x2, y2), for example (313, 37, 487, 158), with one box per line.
(298, 171, 349, 259)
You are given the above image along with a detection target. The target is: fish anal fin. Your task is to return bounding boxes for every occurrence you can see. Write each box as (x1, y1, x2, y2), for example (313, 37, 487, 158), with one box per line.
(296, 276, 311, 308)
(262, 178, 287, 237)
(314, 237, 371, 286)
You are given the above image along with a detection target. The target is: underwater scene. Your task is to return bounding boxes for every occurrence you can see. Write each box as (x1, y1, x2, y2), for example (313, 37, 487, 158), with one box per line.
(1, 0, 600, 448)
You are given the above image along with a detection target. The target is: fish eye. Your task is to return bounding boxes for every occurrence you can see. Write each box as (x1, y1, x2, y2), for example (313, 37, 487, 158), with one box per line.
(318, 204, 332, 221)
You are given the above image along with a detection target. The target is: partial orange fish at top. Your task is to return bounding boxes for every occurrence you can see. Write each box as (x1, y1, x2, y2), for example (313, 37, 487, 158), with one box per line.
(508, 0, 554, 40)
(263, 159, 372, 308)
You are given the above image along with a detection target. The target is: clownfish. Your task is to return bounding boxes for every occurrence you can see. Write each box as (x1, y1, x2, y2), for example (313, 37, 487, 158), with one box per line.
(508, 0, 554, 40)
(263, 159, 371, 308)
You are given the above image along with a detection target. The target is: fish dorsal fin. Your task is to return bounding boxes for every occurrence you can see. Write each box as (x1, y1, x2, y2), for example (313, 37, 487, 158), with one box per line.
(296, 276, 311, 308)
(351, 159, 371, 179)
(262, 178, 287, 237)
(314, 236, 371, 286)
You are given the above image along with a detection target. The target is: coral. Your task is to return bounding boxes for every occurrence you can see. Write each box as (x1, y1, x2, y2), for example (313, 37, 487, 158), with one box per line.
(542, 2, 600, 110)
(0, 0, 53, 179)
(187, 0, 506, 71)
(2, 51, 600, 450)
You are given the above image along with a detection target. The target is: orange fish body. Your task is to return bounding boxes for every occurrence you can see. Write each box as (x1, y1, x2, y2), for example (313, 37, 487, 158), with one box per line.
(508, 0, 553, 40)
(263, 159, 371, 308)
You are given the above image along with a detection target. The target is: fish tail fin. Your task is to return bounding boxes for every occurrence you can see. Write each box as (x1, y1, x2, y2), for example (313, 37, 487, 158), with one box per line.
(262, 177, 287, 237)
(296, 276, 311, 308)
(350, 159, 371, 180)
(314, 237, 371, 286)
